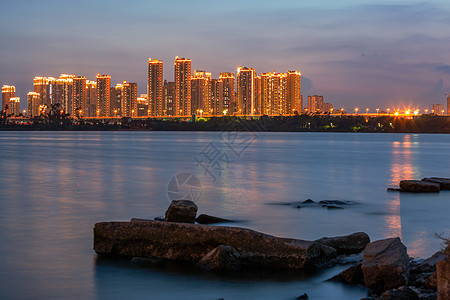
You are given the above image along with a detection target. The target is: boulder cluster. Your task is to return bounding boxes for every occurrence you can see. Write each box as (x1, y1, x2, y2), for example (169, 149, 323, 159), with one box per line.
(388, 177, 450, 193)
(93, 200, 450, 299)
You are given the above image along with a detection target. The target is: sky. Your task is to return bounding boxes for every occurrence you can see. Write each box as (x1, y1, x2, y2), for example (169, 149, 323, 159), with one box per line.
(1, 0, 450, 111)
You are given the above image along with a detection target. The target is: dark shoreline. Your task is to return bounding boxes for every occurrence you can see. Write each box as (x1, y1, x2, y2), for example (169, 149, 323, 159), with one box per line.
(1, 115, 449, 133)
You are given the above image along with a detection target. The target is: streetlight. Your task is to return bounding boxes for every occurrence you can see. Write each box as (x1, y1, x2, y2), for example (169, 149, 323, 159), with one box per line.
(366, 108, 369, 114)
(376, 108, 379, 114)
(354, 107, 359, 114)
(387, 108, 390, 114)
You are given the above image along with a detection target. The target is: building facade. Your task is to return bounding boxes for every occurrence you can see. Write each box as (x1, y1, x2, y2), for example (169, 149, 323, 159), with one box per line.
(27, 92, 40, 117)
(286, 71, 302, 114)
(191, 70, 211, 115)
(261, 72, 287, 115)
(163, 81, 175, 116)
(121, 81, 138, 117)
(96, 74, 111, 117)
(307, 95, 324, 113)
(9, 97, 20, 116)
(236, 66, 256, 115)
(72, 76, 87, 117)
(174, 57, 192, 116)
(148, 58, 164, 116)
(86, 80, 97, 117)
(2, 85, 15, 114)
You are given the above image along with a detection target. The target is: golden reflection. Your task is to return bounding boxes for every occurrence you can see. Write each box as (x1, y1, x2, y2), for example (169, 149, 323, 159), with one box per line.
(385, 135, 420, 239)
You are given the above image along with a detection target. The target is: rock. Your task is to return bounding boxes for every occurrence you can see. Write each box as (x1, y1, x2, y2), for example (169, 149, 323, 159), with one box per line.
(315, 232, 370, 255)
(319, 200, 353, 206)
(165, 200, 198, 223)
(426, 271, 437, 290)
(296, 293, 309, 299)
(303, 199, 314, 204)
(196, 214, 233, 224)
(399, 180, 440, 193)
(197, 245, 241, 271)
(94, 220, 336, 270)
(422, 177, 450, 190)
(325, 205, 344, 209)
(154, 216, 165, 221)
(361, 238, 410, 295)
(329, 263, 364, 285)
(387, 188, 403, 192)
(130, 218, 153, 222)
(378, 286, 419, 300)
(412, 252, 446, 274)
(437, 245, 450, 300)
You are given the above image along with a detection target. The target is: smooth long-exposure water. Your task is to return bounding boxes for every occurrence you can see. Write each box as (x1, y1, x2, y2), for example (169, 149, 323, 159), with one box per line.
(0, 131, 449, 300)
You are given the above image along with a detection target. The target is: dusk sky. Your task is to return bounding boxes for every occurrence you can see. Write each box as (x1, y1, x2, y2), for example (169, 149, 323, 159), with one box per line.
(1, 0, 450, 111)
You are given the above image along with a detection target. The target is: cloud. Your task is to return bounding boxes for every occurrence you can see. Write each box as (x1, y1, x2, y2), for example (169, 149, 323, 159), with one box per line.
(435, 65, 450, 74)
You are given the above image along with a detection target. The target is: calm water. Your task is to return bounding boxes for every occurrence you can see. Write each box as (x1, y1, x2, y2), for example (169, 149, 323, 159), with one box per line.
(0, 131, 449, 300)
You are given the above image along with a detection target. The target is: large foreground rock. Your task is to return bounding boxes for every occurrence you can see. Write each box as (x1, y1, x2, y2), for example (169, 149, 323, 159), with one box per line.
(361, 238, 410, 294)
(399, 180, 440, 193)
(315, 232, 370, 255)
(378, 286, 419, 300)
(330, 263, 364, 285)
(422, 177, 450, 191)
(94, 220, 337, 269)
(197, 245, 241, 271)
(165, 200, 198, 223)
(437, 245, 450, 300)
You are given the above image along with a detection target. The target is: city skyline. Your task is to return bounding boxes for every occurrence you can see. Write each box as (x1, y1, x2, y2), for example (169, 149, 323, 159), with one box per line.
(1, 1, 450, 111)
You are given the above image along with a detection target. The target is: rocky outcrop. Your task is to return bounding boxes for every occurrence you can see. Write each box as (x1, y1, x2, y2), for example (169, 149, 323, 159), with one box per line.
(437, 245, 450, 300)
(165, 200, 198, 223)
(315, 232, 370, 255)
(399, 180, 440, 193)
(94, 220, 339, 270)
(422, 177, 450, 190)
(196, 214, 233, 224)
(361, 238, 410, 295)
(329, 263, 364, 285)
(197, 245, 241, 271)
(378, 286, 419, 300)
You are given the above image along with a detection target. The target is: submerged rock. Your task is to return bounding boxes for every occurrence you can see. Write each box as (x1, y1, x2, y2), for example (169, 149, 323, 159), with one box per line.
(94, 220, 336, 270)
(422, 177, 450, 190)
(319, 200, 353, 206)
(165, 200, 198, 223)
(196, 214, 233, 224)
(197, 245, 241, 271)
(361, 238, 410, 295)
(399, 180, 440, 193)
(295, 293, 309, 299)
(302, 199, 314, 204)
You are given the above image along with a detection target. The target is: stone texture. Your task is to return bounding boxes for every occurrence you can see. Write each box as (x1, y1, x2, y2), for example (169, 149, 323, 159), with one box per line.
(426, 271, 437, 290)
(329, 263, 364, 285)
(378, 286, 419, 300)
(399, 180, 440, 193)
(197, 245, 241, 271)
(422, 177, 450, 190)
(165, 200, 198, 223)
(437, 245, 450, 300)
(315, 232, 370, 255)
(361, 238, 410, 295)
(94, 220, 336, 270)
(196, 214, 233, 225)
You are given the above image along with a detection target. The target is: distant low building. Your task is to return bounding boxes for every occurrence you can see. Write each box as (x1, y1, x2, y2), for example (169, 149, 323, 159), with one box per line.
(432, 104, 444, 115)
(9, 97, 20, 116)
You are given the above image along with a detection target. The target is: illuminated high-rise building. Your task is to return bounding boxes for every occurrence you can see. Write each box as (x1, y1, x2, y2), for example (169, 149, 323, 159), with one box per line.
(33, 77, 57, 109)
(286, 71, 302, 114)
(191, 70, 211, 114)
(121, 81, 138, 117)
(211, 78, 220, 115)
(27, 92, 40, 117)
(2, 85, 15, 114)
(174, 57, 191, 116)
(218, 73, 235, 115)
(9, 97, 20, 116)
(236, 66, 256, 115)
(55, 75, 74, 113)
(72, 76, 87, 117)
(111, 83, 123, 116)
(261, 72, 287, 115)
(96, 74, 111, 117)
(254, 75, 261, 114)
(307, 95, 324, 113)
(148, 58, 163, 116)
(163, 80, 175, 116)
(86, 80, 97, 117)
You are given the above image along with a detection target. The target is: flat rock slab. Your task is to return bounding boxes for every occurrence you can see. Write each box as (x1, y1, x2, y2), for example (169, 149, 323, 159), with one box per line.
(399, 180, 440, 193)
(422, 177, 450, 191)
(315, 232, 370, 255)
(94, 220, 336, 270)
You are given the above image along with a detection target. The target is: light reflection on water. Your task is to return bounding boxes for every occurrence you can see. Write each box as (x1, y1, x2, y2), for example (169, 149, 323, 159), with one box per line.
(0, 131, 449, 300)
